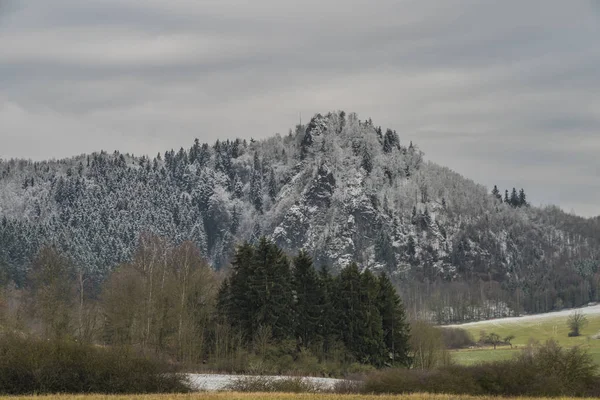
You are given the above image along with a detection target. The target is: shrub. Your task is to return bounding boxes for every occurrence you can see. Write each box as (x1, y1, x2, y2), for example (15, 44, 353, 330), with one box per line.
(361, 340, 600, 397)
(225, 376, 319, 393)
(567, 311, 588, 337)
(363, 367, 481, 395)
(409, 321, 453, 369)
(439, 327, 475, 349)
(331, 379, 365, 394)
(0, 334, 190, 395)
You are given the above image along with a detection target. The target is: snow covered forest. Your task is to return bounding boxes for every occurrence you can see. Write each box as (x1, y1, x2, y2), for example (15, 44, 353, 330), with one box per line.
(1, 111, 599, 323)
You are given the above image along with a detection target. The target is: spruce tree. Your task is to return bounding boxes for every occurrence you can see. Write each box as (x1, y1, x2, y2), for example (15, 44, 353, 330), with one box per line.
(336, 263, 386, 365)
(510, 187, 519, 207)
(422, 207, 431, 230)
(377, 273, 411, 367)
(317, 265, 337, 355)
(491, 185, 502, 202)
(518, 188, 527, 207)
(504, 189, 510, 204)
(359, 269, 386, 366)
(292, 250, 323, 347)
(375, 231, 395, 269)
(250, 170, 263, 213)
(189, 138, 201, 164)
(248, 238, 294, 340)
(407, 235, 416, 260)
(216, 278, 231, 323)
(225, 242, 256, 340)
(268, 169, 277, 201)
(361, 147, 373, 174)
(233, 174, 244, 198)
(335, 263, 363, 361)
(383, 129, 399, 153)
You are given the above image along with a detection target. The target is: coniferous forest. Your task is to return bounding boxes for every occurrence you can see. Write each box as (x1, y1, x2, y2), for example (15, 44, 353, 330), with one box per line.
(1, 111, 600, 326)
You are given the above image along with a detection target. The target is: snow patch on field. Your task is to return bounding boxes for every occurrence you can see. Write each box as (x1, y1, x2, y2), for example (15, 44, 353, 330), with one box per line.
(446, 304, 600, 328)
(186, 374, 345, 392)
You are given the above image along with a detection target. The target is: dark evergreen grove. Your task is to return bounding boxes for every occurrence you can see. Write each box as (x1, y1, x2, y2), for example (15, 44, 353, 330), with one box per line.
(492, 186, 528, 208)
(217, 238, 411, 368)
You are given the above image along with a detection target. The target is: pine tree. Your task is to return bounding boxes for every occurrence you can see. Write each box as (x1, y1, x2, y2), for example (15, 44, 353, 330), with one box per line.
(504, 189, 510, 204)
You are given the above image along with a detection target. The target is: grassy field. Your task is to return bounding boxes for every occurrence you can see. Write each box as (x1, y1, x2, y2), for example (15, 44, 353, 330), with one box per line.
(451, 313, 600, 366)
(2, 394, 599, 400)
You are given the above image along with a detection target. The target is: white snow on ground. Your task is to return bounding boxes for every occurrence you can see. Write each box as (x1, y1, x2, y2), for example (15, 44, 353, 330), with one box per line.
(446, 304, 600, 328)
(186, 374, 345, 392)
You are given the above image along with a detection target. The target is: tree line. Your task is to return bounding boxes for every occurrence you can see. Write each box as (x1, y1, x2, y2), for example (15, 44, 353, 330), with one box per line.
(0, 235, 410, 373)
(491, 185, 528, 208)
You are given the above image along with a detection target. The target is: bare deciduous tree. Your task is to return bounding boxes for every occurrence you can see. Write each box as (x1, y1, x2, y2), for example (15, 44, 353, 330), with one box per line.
(567, 311, 588, 337)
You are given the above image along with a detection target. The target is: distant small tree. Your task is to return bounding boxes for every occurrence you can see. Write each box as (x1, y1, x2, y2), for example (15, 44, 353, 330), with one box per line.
(510, 188, 519, 207)
(504, 334, 516, 348)
(407, 236, 416, 260)
(567, 311, 588, 337)
(487, 333, 502, 349)
(518, 188, 527, 207)
(491, 185, 502, 202)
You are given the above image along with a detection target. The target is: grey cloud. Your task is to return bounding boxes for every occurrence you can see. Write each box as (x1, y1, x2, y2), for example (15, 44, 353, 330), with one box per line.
(0, 0, 598, 216)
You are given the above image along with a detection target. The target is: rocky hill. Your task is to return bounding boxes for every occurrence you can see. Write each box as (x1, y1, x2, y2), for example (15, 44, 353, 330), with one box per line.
(1, 111, 598, 322)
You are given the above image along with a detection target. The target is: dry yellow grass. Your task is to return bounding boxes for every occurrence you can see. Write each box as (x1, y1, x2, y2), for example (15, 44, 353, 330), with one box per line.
(1, 394, 597, 400)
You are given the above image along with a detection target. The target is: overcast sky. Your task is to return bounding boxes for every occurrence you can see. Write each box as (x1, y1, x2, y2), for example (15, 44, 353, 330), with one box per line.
(1, 1, 599, 217)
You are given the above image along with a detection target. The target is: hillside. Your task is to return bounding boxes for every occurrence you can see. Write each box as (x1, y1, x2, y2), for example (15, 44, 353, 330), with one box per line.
(1, 111, 599, 322)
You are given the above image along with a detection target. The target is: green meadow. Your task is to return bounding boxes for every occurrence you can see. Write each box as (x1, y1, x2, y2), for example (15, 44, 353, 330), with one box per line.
(451, 312, 600, 365)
